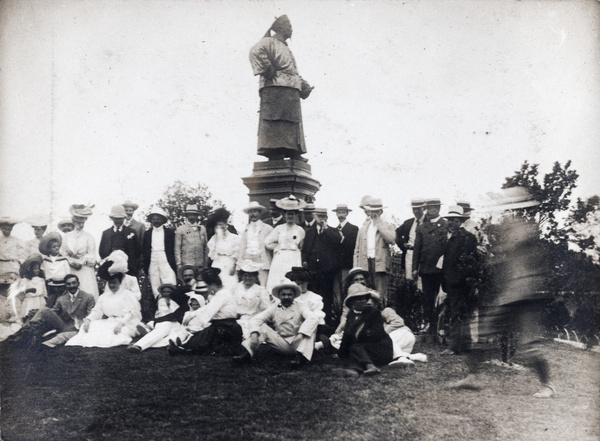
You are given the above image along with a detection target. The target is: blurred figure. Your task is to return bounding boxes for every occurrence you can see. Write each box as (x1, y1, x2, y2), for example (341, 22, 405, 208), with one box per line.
(237, 201, 273, 287)
(207, 209, 240, 290)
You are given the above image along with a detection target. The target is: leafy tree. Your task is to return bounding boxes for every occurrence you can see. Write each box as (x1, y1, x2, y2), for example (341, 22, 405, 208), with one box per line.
(569, 195, 600, 262)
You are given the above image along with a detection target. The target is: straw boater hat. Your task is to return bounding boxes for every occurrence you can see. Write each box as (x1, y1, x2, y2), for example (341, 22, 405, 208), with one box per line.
(443, 206, 469, 221)
(301, 203, 315, 213)
(410, 199, 426, 208)
(344, 283, 372, 307)
(238, 260, 263, 274)
(363, 198, 386, 211)
(184, 204, 201, 215)
(0, 216, 19, 225)
(147, 206, 169, 223)
(19, 254, 43, 278)
(24, 214, 51, 227)
(108, 205, 127, 219)
(157, 283, 177, 295)
(39, 232, 62, 255)
(285, 266, 312, 283)
(359, 195, 374, 209)
(313, 207, 327, 215)
(194, 280, 209, 296)
(242, 201, 266, 214)
(275, 195, 307, 211)
(424, 198, 441, 207)
(69, 204, 94, 218)
(122, 200, 139, 211)
(332, 204, 352, 213)
(271, 282, 301, 299)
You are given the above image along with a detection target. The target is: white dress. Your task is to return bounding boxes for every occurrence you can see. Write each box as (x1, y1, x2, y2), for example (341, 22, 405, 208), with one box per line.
(10, 276, 47, 317)
(62, 230, 99, 300)
(66, 287, 142, 348)
(231, 282, 273, 338)
(207, 232, 241, 290)
(264, 224, 305, 293)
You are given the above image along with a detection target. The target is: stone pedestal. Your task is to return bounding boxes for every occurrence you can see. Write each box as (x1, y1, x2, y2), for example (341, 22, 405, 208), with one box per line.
(241, 159, 321, 210)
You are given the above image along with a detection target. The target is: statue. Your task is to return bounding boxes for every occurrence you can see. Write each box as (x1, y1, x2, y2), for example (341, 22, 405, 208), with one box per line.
(249, 15, 314, 161)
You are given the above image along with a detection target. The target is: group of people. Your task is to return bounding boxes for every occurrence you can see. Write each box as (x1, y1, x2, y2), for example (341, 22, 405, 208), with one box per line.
(0, 189, 556, 395)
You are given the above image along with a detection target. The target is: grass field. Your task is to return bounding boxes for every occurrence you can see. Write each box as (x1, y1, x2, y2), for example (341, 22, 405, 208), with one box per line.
(1, 340, 598, 441)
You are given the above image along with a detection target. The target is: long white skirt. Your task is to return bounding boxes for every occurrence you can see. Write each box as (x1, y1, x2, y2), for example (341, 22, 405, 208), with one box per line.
(66, 317, 141, 348)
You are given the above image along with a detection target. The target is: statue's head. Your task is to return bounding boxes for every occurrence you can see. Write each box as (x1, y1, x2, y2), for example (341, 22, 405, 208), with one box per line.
(271, 15, 292, 39)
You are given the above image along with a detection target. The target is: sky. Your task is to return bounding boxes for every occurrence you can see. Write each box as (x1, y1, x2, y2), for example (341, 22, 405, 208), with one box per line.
(1, 0, 599, 241)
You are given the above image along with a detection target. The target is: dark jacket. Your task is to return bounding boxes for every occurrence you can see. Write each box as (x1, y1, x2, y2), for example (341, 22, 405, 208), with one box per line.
(339, 306, 393, 362)
(395, 218, 415, 270)
(142, 227, 177, 274)
(413, 218, 449, 276)
(337, 222, 359, 270)
(442, 227, 478, 289)
(98, 226, 140, 275)
(51, 289, 95, 328)
(302, 225, 343, 273)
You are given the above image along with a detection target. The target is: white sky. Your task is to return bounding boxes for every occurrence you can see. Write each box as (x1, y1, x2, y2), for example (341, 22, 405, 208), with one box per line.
(1, 0, 599, 241)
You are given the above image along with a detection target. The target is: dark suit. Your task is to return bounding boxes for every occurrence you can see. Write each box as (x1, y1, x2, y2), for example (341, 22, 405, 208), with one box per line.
(412, 217, 448, 334)
(99, 226, 140, 275)
(302, 225, 342, 324)
(339, 306, 393, 370)
(442, 228, 478, 353)
(141, 227, 177, 274)
(332, 222, 359, 319)
(395, 218, 416, 270)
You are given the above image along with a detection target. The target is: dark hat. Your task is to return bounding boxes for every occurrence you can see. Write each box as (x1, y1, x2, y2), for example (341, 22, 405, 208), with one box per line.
(425, 198, 441, 207)
(97, 260, 125, 281)
(272, 283, 301, 299)
(200, 267, 222, 286)
(285, 267, 312, 283)
(206, 208, 231, 230)
(456, 200, 474, 213)
(38, 232, 62, 255)
(19, 254, 43, 278)
(344, 283, 372, 307)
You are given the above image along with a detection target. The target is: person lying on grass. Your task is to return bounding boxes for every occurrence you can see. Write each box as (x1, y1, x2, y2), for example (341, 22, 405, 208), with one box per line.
(333, 283, 394, 377)
(233, 283, 320, 367)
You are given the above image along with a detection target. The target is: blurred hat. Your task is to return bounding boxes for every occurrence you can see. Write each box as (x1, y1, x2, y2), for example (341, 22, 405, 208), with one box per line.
(102, 250, 129, 274)
(200, 267, 222, 286)
(97, 260, 125, 281)
(363, 198, 386, 211)
(24, 214, 51, 227)
(332, 204, 352, 213)
(238, 260, 263, 273)
(486, 187, 540, 211)
(109, 205, 126, 219)
(359, 195, 374, 209)
(313, 207, 327, 215)
(122, 200, 139, 210)
(69, 204, 94, 218)
(285, 266, 312, 283)
(344, 283, 372, 307)
(347, 267, 370, 280)
(368, 290, 382, 303)
(19, 254, 43, 278)
(456, 200, 474, 214)
(38, 232, 62, 255)
(425, 198, 441, 207)
(301, 203, 315, 212)
(275, 195, 307, 211)
(410, 199, 426, 208)
(158, 283, 177, 294)
(184, 204, 201, 215)
(147, 206, 168, 223)
(243, 201, 266, 214)
(206, 208, 231, 230)
(0, 216, 19, 225)
(272, 283, 301, 299)
(443, 206, 468, 220)
(57, 218, 75, 228)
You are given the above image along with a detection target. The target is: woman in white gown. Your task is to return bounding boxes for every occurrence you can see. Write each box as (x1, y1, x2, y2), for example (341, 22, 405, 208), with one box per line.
(62, 206, 99, 300)
(207, 209, 240, 290)
(66, 264, 142, 348)
(264, 195, 306, 293)
(232, 260, 273, 338)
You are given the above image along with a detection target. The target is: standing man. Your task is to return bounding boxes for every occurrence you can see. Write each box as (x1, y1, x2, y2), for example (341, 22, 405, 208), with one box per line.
(332, 204, 359, 319)
(456, 200, 477, 235)
(99, 205, 140, 275)
(249, 15, 314, 161)
(412, 198, 448, 335)
(395, 199, 426, 280)
(302, 207, 343, 326)
(174, 204, 209, 274)
(122, 200, 146, 246)
(301, 203, 316, 232)
(142, 207, 177, 297)
(353, 198, 396, 306)
(237, 201, 273, 287)
(441, 206, 478, 355)
(263, 199, 285, 228)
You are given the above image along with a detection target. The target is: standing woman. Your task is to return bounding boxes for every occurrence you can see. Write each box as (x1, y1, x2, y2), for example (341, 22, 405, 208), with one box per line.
(62, 205, 99, 300)
(206, 209, 240, 290)
(264, 195, 306, 292)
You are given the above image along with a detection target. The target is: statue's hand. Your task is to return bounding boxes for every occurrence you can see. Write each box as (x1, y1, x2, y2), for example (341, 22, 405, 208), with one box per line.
(300, 80, 313, 99)
(263, 65, 276, 80)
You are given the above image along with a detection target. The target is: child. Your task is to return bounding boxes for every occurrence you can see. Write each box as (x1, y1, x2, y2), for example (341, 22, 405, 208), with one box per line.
(39, 233, 70, 308)
(0, 272, 21, 341)
(10, 254, 47, 318)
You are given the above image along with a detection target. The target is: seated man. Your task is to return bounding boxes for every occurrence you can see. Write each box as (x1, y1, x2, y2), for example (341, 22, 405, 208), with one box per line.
(6, 274, 95, 349)
(233, 283, 320, 367)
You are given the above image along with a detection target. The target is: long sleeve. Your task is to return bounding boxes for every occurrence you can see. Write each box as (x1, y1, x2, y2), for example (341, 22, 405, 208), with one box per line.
(174, 229, 182, 266)
(381, 308, 405, 334)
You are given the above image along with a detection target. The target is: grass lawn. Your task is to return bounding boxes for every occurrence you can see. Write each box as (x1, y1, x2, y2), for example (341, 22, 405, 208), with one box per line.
(0, 340, 598, 441)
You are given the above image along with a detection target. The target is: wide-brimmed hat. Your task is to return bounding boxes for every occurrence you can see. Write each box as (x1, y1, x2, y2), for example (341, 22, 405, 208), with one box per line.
(24, 214, 51, 227)
(177, 264, 198, 282)
(109, 205, 126, 219)
(238, 260, 263, 273)
(363, 198, 386, 211)
(0, 216, 19, 225)
(301, 203, 315, 213)
(410, 199, 426, 209)
(206, 208, 231, 230)
(242, 201, 266, 214)
(368, 290, 382, 303)
(97, 260, 125, 281)
(344, 283, 372, 307)
(456, 200, 474, 214)
(122, 200, 139, 210)
(285, 266, 312, 283)
(275, 195, 307, 211)
(19, 254, 43, 278)
(486, 187, 541, 211)
(39, 232, 62, 255)
(102, 250, 129, 275)
(69, 204, 94, 218)
(313, 207, 327, 216)
(346, 267, 370, 284)
(272, 283, 301, 299)
(147, 206, 168, 223)
(424, 198, 441, 207)
(184, 204, 201, 215)
(359, 195, 374, 209)
(57, 218, 75, 229)
(158, 283, 177, 294)
(47, 278, 66, 287)
(200, 267, 222, 286)
(332, 204, 352, 213)
(444, 206, 469, 220)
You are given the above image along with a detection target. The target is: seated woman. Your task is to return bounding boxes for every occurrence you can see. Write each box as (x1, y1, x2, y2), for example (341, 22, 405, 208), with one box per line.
(0, 272, 21, 341)
(100, 250, 141, 301)
(335, 283, 393, 377)
(233, 260, 272, 339)
(10, 254, 47, 319)
(66, 262, 142, 348)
